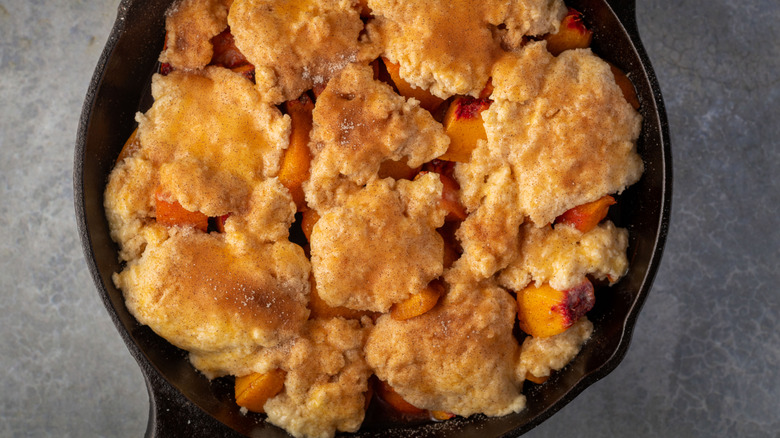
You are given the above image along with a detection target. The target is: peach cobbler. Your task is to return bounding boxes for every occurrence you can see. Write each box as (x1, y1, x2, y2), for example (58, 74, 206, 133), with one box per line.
(104, 0, 643, 436)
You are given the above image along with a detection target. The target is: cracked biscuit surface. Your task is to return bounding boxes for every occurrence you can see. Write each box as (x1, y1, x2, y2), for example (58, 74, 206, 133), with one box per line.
(160, 0, 233, 70)
(498, 221, 630, 292)
(105, 64, 306, 379)
(453, 42, 642, 280)
(367, 0, 565, 98)
(136, 67, 290, 216)
(265, 317, 372, 438)
(310, 175, 446, 313)
(365, 281, 526, 417)
(480, 44, 644, 227)
(304, 63, 449, 211)
(114, 232, 310, 370)
(229, 0, 368, 103)
(518, 317, 594, 379)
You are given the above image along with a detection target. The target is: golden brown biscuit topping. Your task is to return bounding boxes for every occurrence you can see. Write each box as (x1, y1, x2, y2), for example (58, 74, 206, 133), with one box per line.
(310, 176, 445, 313)
(304, 63, 449, 210)
(365, 281, 525, 417)
(229, 0, 368, 103)
(160, 0, 232, 70)
(367, 0, 566, 98)
(115, 232, 310, 354)
(136, 67, 289, 216)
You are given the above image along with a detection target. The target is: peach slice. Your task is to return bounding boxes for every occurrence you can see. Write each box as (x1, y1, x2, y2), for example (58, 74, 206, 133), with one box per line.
(311, 82, 327, 99)
(555, 195, 616, 233)
(279, 94, 315, 211)
(422, 158, 456, 176)
(160, 32, 173, 75)
(439, 172, 467, 221)
(300, 209, 320, 242)
(160, 62, 173, 75)
(390, 282, 443, 321)
(479, 79, 494, 99)
(374, 380, 453, 420)
(378, 157, 420, 180)
(524, 371, 549, 385)
(439, 96, 491, 163)
(544, 8, 593, 56)
(382, 57, 444, 112)
(154, 188, 209, 232)
(516, 280, 595, 338)
(376, 380, 426, 415)
(608, 63, 640, 110)
(234, 369, 286, 413)
(430, 411, 456, 421)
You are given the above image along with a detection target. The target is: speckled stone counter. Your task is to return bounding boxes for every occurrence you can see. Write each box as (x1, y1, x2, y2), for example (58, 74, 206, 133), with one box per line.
(1, 0, 778, 436)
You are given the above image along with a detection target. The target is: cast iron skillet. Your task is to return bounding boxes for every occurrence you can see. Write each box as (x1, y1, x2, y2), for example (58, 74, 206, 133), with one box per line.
(75, 0, 671, 436)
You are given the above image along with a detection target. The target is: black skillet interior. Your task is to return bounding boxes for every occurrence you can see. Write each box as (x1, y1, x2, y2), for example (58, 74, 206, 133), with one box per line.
(74, 0, 670, 436)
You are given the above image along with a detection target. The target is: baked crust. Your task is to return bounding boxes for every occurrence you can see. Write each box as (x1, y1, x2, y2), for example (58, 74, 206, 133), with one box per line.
(160, 0, 233, 70)
(265, 317, 372, 438)
(105, 66, 304, 379)
(310, 175, 446, 313)
(452, 43, 642, 280)
(365, 281, 525, 416)
(114, 232, 310, 360)
(498, 221, 629, 292)
(304, 63, 449, 210)
(229, 0, 369, 103)
(482, 45, 643, 227)
(367, 0, 565, 98)
(518, 317, 594, 379)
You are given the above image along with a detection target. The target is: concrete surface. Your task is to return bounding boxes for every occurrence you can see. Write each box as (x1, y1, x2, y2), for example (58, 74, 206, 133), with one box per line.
(0, 0, 777, 436)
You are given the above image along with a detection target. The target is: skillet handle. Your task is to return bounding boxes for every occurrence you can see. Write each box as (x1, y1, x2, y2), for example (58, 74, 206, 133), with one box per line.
(144, 371, 189, 438)
(143, 367, 236, 437)
(603, 0, 637, 28)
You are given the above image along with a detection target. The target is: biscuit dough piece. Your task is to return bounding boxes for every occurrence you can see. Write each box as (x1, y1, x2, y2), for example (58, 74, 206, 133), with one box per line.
(104, 156, 168, 262)
(452, 44, 642, 279)
(136, 67, 290, 216)
(480, 46, 644, 226)
(367, 0, 565, 98)
(497, 0, 567, 48)
(518, 317, 593, 379)
(265, 318, 372, 438)
(489, 42, 554, 103)
(304, 63, 449, 210)
(114, 232, 310, 367)
(159, 0, 232, 70)
(448, 158, 522, 282)
(223, 178, 298, 252)
(229, 0, 367, 104)
(310, 175, 446, 313)
(498, 221, 630, 292)
(365, 281, 525, 417)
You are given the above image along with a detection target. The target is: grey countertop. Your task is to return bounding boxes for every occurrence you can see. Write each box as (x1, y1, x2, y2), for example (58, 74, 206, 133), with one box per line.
(1, 0, 778, 436)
